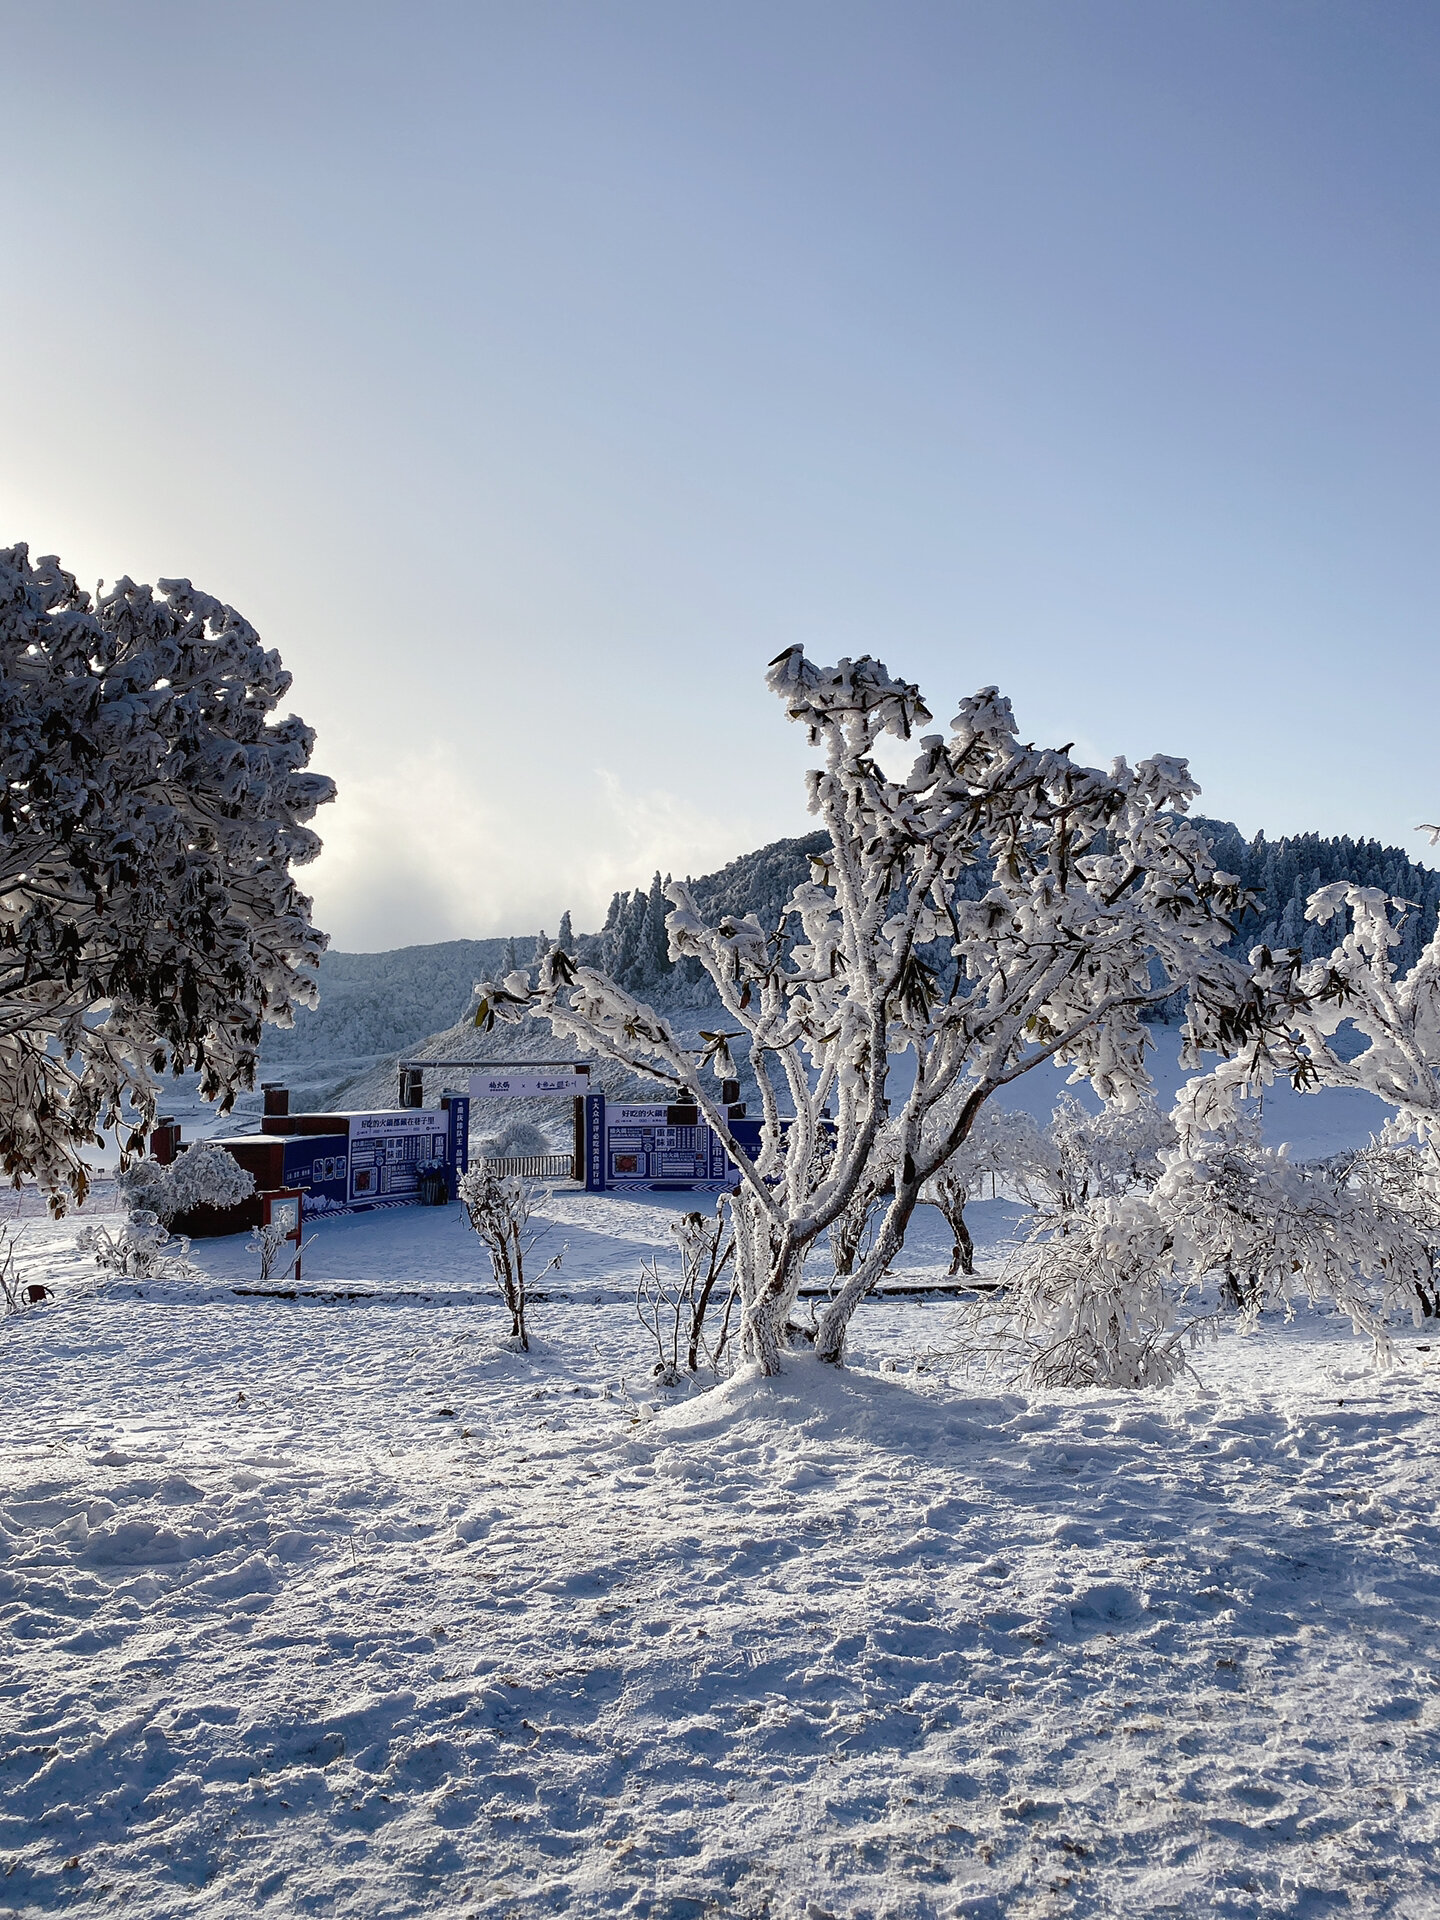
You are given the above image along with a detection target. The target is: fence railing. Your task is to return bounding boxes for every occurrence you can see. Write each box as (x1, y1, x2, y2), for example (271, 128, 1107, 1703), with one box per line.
(478, 1154, 575, 1181)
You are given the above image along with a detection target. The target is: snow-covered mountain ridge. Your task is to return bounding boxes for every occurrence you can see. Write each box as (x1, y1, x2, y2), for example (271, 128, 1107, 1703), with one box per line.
(258, 819, 1440, 1116)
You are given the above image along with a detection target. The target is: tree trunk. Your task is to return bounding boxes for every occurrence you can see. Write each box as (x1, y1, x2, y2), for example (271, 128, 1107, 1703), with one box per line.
(736, 1236, 802, 1373)
(946, 1206, 974, 1277)
(813, 1179, 922, 1363)
(741, 1289, 787, 1374)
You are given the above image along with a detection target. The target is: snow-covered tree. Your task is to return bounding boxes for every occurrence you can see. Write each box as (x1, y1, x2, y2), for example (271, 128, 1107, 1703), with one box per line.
(922, 1104, 1054, 1276)
(0, 546, 334, 1210)
(117, 1142, 256, 1225)
(476, 649, 1262, 1372)
(457, 1164, 560, 1350)
(1046, 1092, 1176, 1215)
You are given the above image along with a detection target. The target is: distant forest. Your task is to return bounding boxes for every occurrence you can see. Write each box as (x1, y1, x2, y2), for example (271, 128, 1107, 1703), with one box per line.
(261, 820, 1440, 1065)
(582, 818, 1440, 990)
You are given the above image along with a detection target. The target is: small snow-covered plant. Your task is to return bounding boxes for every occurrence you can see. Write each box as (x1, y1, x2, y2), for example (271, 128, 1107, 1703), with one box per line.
(248, 1221, 292, 1284)
(117, 1143, 255, 1225)
(998, 1192, 1193, 1389)
(77, 1208, 199, 1282)
(0, 1225, 41, 1313)
(476, 650, 1264, 1373)
(458, 1164, 561, 1351)
(637, 1203, 737, 1382)
(922, 1104, 1055, 1275)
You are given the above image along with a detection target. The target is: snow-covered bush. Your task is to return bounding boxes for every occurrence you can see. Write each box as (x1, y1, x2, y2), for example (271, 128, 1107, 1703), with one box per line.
(477, 650, 1262, 1373)
(993, 1192, 1192, 1389)
(476, 1118, 559, 1162)
(117, 1143, 256, 1225)
(76, 1209, 200, 1283)
(1154, 1120, 1429, 1351)
(1161, 874, 1440, 1351)
(0, 545, 334, 1212)
(977, 1107, 1434, 1388)
(922, 1105, 1055, 1275)
(1344, 1140, 1440, 1318)
(458, 1165, 561, 1351)
(1046, 1093, 1176, 1214)
(637, 1203, 737, 1382)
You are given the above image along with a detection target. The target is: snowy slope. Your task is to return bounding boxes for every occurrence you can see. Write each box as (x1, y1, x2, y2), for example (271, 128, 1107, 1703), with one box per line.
(258, 941, 522, 1069)
(3, 1198, 1439, 1917)
(255, 819, 1440, 1085)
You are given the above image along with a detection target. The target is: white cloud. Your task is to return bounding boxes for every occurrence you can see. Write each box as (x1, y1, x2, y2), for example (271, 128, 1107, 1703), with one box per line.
(306, 747, 784, 951)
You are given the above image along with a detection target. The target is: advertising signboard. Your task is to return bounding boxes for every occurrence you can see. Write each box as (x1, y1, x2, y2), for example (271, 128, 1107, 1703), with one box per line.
(347, 1108, 450, 1206)
(584, 1092, 607, 1191)
(603, 1104, 734, 1190)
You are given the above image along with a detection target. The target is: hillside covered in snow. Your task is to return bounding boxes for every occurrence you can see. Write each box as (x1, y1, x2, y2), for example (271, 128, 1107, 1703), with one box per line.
(259, 821, 1440, 1098)
(266, 819, 1440, 1125)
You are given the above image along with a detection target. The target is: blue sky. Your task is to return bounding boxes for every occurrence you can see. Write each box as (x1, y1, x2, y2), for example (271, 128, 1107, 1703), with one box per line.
(4, 2, 1437, 948)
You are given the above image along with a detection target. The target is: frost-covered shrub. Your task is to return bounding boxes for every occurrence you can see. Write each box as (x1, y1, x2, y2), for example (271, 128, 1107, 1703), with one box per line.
(1153, 1126, 1426, 1354)
(117, 1143, 255, 1225)
(975, 1112, 1434, 1389)
(476, 1119, 558, 1162)
(997, 1194, 1192, 1389)
(637, 1203, 737, 1382)
(1344, 1141, 1440, 1318)
(247, 1220, 305, 1285)
(250, 1221, 288, 1281)
(458, 1165, 561, 1351)
(1167, 873, 1440, 1352)
(77, 1209, 200, 1282)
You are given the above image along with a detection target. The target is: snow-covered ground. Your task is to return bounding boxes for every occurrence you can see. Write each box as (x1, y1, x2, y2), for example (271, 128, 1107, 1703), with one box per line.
(4, 1192, 1439, 1917)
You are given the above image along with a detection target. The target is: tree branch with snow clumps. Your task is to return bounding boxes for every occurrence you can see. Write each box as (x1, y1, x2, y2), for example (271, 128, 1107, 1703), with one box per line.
(477, 648, 1272, 1374)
